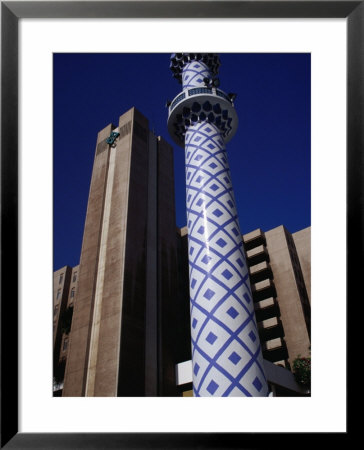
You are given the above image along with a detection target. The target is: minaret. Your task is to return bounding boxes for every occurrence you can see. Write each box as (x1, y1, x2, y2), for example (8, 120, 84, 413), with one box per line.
(167, 53, 269, 396)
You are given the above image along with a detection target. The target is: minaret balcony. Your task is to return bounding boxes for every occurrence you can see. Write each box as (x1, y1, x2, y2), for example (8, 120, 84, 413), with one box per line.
(167, 87, 238, 147)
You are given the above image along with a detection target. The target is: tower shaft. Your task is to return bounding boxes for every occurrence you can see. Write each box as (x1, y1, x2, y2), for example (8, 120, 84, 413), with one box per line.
(168, 53, 269, 396)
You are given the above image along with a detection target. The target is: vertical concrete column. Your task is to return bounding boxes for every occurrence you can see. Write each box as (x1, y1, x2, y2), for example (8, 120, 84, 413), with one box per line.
(168, 53, 268, 396)
(63, 123, 113, 396)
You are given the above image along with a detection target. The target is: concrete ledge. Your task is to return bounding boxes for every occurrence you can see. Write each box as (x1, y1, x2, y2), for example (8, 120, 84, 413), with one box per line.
(249, 260, 269, 274)
(252, 278, 273, 292)
(258, 316, 279, 330)
(243, 228, 263, 242)
(246, 244, 265, 258)
(262, 337, 283, 351)
(255, 297, 275, 310)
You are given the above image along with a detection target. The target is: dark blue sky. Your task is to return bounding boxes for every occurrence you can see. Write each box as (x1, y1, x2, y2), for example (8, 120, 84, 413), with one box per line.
(54, 53, 310, 271)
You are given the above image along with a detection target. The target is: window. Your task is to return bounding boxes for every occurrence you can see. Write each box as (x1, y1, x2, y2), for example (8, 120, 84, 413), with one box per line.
(56, 289, 61, 300)
(73, 272, 77, 282)
(53, 305, 59, 317)
(63, 338, 69, 351)
(70, 288, 75, 298)
(59, 273, 64, 284)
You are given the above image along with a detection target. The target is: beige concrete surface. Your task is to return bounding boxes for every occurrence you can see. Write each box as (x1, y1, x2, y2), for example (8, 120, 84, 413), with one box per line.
(293, 227, 311, 304)
(265, 226, 311, 364)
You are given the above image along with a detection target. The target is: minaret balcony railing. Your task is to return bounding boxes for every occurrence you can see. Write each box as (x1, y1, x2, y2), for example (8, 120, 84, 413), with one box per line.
(170, 93, 186, 110)
(168, 87, 233, 116)
(167, 87, 238, 147)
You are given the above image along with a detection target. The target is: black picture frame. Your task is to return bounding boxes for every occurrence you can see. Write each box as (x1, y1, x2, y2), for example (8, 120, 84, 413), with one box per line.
(1, 1, 359, 448)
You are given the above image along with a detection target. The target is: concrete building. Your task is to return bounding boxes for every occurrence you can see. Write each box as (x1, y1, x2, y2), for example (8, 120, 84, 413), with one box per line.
(54, 107, 310, 397)
(246, 225, 311, 367)
(61, 108, 179, 397)
(53, 264, 79, 394)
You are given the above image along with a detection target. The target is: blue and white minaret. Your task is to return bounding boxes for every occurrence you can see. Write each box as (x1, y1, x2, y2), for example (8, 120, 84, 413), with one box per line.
(167, 53, 269, 397)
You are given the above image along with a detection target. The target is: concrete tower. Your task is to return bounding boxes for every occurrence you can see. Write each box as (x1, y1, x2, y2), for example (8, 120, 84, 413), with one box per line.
(63, 108, 178, 397)
(168, 53, 269, 396)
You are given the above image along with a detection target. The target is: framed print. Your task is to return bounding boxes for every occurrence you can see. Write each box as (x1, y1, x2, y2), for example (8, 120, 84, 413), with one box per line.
(1, 1, 360, 448)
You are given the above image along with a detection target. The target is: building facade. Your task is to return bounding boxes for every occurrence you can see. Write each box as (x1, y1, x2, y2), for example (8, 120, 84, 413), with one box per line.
(53, 264, 79, 394)
(54, 107, 311, 397)
(61, 108, 179, 397)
